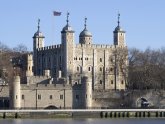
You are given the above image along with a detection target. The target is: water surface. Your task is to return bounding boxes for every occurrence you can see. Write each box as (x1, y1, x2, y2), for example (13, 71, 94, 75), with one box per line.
(0, 118, 165, 124)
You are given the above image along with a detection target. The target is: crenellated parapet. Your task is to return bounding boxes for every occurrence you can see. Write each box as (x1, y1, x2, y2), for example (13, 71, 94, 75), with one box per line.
(75, 44, 115, 49)
(37, 44, 62, 51)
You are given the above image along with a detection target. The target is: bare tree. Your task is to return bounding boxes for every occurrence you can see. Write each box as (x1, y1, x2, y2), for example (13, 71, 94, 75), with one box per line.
(13, 44, 28, 53)
(128, 47, 165, 90)
(113, 46, 128, 89)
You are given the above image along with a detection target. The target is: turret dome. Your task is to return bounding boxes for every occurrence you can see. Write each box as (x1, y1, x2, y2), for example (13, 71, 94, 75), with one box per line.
(79, 17, 92, 37)
(61, 12, 74, 33)
(33, 31, 44, 37)
(33, 19, 44, 38)
(114, 13, 125, 33)
(79, 28, 92, 37)
(62, 24, 73, 32)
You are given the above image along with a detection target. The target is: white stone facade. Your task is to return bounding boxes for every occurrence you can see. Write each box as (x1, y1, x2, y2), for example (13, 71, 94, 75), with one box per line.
(11, 14, 128, 109)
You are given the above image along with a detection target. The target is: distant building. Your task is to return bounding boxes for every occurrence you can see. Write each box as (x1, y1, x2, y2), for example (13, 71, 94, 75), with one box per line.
(10, 13, 128, 109)
(0, 78, 9, 109)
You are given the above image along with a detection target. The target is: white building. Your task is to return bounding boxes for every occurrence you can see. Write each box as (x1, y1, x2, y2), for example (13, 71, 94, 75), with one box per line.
(10, 13, 128, 109)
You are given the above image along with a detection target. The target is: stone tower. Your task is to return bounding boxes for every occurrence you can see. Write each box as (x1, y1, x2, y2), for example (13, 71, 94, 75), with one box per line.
(33, 19, 45, 75)
(82, 76, 92, 108)
(113, 13, 126, 47)
(26, 54, 33, 77)
(61, 13, 75, 83)
(79, 17, 92, 45)
(12, 76, 21, 109)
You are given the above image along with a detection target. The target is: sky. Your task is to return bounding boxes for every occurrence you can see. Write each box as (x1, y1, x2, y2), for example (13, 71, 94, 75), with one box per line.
(0, 0, 165, 51)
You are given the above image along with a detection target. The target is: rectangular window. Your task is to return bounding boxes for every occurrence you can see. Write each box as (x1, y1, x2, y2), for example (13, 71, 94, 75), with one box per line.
(121, 80, 124, 84)
(50, 95, 53, 100)
(22, 95, 24, 100)
(60, 56, 62, 63)
(77, 67, 79, 71)
(76, 95, 79, 100)
(16, 95, 17, 100)
(60, 95, 63, 100)
(38, 94, 41, 100)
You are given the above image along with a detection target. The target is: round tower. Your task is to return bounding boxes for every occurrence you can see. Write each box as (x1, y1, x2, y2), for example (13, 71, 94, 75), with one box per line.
(12, 76, 21, 109)
(79, 17, 92, 45)
(82, 76, 92, 109)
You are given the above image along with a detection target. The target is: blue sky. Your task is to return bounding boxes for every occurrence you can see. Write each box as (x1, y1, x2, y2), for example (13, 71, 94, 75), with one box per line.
(0, 0, 165, 51)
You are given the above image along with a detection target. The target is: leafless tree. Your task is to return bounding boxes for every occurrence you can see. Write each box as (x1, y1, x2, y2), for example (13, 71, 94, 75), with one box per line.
(0, 42, 29, 90)
(13, 43, 28, 53)
(113, 46, 128, 89)
(128, 47, 165, 90)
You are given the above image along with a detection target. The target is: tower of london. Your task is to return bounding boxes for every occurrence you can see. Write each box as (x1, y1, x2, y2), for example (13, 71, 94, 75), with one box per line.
(10, 13, 128, 109)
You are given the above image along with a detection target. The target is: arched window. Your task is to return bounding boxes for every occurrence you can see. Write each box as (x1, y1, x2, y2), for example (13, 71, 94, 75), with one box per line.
(100, 80, 102, 84)
(77, 66, 79, 72)
(111, 80, 113, 84)
(88, 67, 91, 71)
(100, 67, 102, 71)
(111, 58, 113, 62)
(110, 68, 113, 72)
(100, 58, 102, 62)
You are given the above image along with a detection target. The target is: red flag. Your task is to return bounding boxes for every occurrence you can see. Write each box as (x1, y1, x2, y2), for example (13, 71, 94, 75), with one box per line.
(53, 11, 61, 16)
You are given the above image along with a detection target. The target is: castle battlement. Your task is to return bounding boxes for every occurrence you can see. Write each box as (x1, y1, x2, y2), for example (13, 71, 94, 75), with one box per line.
(27, 53, 33, 57)
(92, 44, 114, 49)
(37, 44, 61, 51)
(75, 44, 114, 49)
(20, 83, 72, 90)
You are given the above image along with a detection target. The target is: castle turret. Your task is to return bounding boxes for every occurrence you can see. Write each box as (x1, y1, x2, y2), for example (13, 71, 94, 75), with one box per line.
(33, 19, 45, 50)
(33, 19, 45, 75)
(82, 76, 92, 108)
(12, 76, 21, 109)
(61, 12, 75, 83)
(79, 17, 92, 45)
(26, 54, 33, 77)
(113, 13, 126, 47)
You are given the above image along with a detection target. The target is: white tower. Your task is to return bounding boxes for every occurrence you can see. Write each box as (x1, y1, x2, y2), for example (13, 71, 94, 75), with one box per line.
(12, 76, 21, 109)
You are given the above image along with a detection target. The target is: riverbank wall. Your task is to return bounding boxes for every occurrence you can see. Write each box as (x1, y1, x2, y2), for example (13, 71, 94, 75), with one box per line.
(0, 109, 165, 119)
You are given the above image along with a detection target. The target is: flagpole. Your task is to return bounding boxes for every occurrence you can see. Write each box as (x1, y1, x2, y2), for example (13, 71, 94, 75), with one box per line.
(52, 11, 62, 45)
(51, 13, 55, 45)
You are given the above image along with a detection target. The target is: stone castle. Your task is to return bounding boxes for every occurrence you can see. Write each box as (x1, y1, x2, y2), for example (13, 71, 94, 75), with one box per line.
(10, 13, 128, 109)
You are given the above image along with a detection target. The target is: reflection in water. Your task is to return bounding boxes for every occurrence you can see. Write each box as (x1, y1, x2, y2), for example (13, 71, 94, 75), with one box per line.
(0, 118, 165, 124)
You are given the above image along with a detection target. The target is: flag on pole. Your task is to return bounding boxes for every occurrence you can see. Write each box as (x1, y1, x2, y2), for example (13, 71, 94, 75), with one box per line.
(53, 11, 61, 16)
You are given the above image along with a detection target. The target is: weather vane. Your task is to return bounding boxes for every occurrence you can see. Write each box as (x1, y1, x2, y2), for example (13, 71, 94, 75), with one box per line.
(84, 17, 87, 29)
(67, 12, 70, 25)
(118, 12, 120, 26)
(38, 19, 40, 31)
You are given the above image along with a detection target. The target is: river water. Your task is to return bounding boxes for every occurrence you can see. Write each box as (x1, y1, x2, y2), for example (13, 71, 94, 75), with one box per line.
(0, 118, 165, 124)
